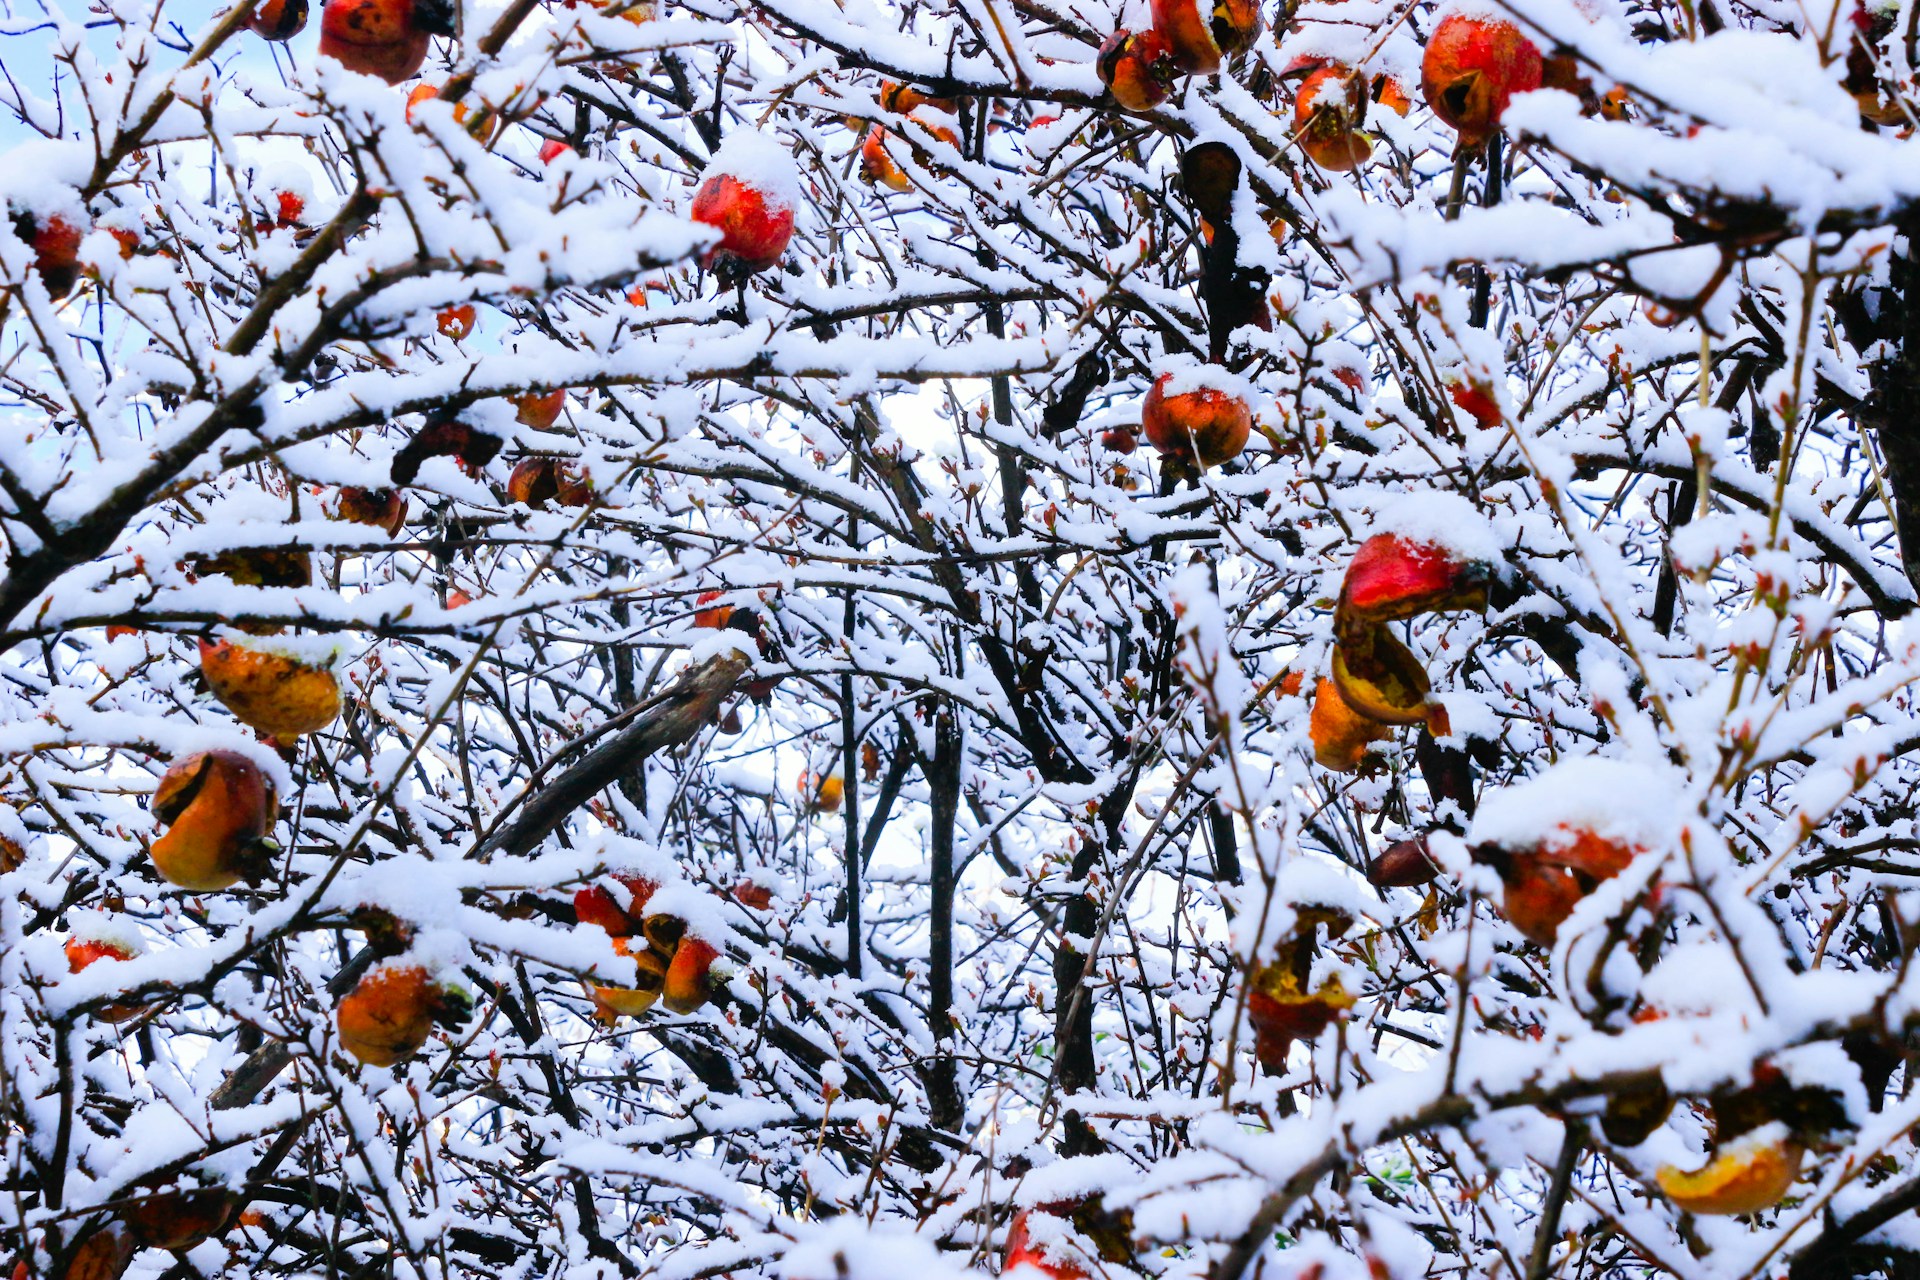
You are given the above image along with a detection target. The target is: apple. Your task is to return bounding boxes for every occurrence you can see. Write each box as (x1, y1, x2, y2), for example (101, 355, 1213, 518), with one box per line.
(1150, 0, 1261, 76)
(436, 303, 476, 341)
(148, 750, 278, 891)
(661, 938, 719, 1013)
(1096, 29, 1178, 113)
(332, 485, 407, 535)
(1655, 1127, 1803, 1215)
(247, 0, 307, 40)
(65, 925, 146, 1023)
(513, 387, 566, 429)
(336, 963, 470, 1066)
(1293, 64, 1373, 172)
(123, 1188, 239, 1251)
(1141, 369, 1252, 469)
(319, 0, 449, 84)
(1421, 12, 1543, 148)
(198, 637, 343, 738)
(12, 210, 86, 300)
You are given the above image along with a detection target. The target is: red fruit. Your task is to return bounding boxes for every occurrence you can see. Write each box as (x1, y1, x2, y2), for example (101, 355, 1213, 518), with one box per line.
(693, 590, 734, 628)
(1100, 427, 1138, 454)
(662, 938, 720, 1013)
(247, 0, 308, 40)
(539, 138, 572, 164)
(332, 485, 407, 535)
(123, 1188, 239, 1251)
(436, 303, 476, 341)
(878, 81, 958, 114)
(1150, 0, 1261, 75)
(690, 175, 796, 274)
(336, 964, 470, 1066)
(1449, 379, 1501, 427)
(860, 128, 912, 192)
(1369, 835, 1443, 888)
(1294, 65, 1373, 172)
(574, 875, 658, 936)
(319, 0, 432, 85)
(732, 880, 772, 910)
(275, 190, 306, 225)
(1004, 1209, 1090, 1280)
(1338, 533, 1493, 629)
(13, 211, 86, 299)
(1097, 29, 1178, 113)
(65, 931, 145, 1023)
(513, 387, 566, 429)
(1141, 371, 1252, 468)
(1483, 830, 1640, 945)
(1421, 13, 1543, 148)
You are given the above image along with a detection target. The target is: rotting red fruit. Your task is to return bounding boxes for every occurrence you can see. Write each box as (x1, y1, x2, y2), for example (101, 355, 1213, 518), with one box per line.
(148, 750, 279, 892)
(318, 0, 433, 85)
(1150, 0, 1261, 75)
(1309, 675, 1390, 773)
(12, 210, 86, 299)
(662, 938, 720, 1013)
(1449, 379, 1502, 427)
(390, 417, 503, 485)
(539, 138, 572, 164)
(1337, 532, 1494, 631)
(247, 0, 308, 40)
(1293, 64, 1373, 172)
(1097, 29, 1179, 113)
(1421, 12, 1543, 148)
(1245, 907, 1355, 1072)
(123, 1188, 240, 1251)
(1476, 828, 1641, 945)
(1140, 370, 1252, 469)
(1330, 626, 1434, 726)
(198, 637, 343, 738)
(1370, 834, 1444, 888)
(693, 590, 734, 629)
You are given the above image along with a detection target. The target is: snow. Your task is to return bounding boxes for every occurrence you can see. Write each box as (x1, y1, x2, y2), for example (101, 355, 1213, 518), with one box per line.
(1155, 359, 1256, 402)
(1356, 491, 1502, 564)
(1469, 757, 1683, 853)
(700, 130, 804, 213)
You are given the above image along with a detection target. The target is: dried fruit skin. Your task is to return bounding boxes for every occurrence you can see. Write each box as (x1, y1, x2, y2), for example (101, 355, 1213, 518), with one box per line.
(1097, 29, 1178, 113)
(662, 938, 719, 1013)
(436, 302, 476, 340)
(247, 0, 308, 41)
(199, 638, 343, 738)
(333, 486, 407, 536)
(319, 0, 432, 84)
(1140, 374, 1252, 468)
(1310, 676, 1390, 772)
(149, 751, 278, 891)
(690, 175, 795, 273)
(337, 965, 454, 1066)
(1330, 628, 1432, 725)
(1656, 1132, 1803, 1215)
(1420, 14, 1543, 148)
(860, 128, 912, 192)
(1294, 66, 1373, 172)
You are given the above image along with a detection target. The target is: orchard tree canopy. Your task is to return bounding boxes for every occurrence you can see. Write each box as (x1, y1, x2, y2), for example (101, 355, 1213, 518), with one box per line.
(8, 0, 1920, 1274)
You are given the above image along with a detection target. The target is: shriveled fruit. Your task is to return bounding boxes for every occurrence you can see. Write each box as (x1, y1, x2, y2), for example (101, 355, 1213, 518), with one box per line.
(185, 546, 313, 589)
(318, 0, 434, 84)
(574, 874, 659, 935)
(390, 417, 503, 485)
(1601, 1077, 1675, 1147)
(123, 1188, 239, 1251)
(149, 750, 278, 891)
(662, 938, 720, 1013)
(1330, 627, 1432, 726)
(1096, 29, 1178, 113)
(1369, 834, 1443, 888)
(1421, 12, 1543, 148)
(1141, 369, 1252, 468)
(199, 638, 343, 737)
(247, 0, 307, 40)
(1656, 1127, 1803, 1215)
(435, 303, 476, 340)
(590, 941, 671, 1020)
(12, 210, 86, 299)
(336, 963, 469, 1066)
(507, 457, 592, 508)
